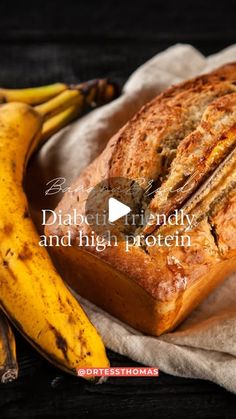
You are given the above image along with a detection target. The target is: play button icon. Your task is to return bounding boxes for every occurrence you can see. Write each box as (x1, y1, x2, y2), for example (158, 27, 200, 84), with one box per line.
(85, 176, 145, 240)
(108, 197, 131, 223)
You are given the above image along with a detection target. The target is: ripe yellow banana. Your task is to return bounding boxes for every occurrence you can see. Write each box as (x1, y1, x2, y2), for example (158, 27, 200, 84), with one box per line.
(0, 83, 67, 105)
(0, 102, 109, 377)
(0, 311, 18, 383)
(0, 78, 119, 109)
(0, 78, 119, 143)
(37, 78, 119, 140)
(41, 104, 81, 141)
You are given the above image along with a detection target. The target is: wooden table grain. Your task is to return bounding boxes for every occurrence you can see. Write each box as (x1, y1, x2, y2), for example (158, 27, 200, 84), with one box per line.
(0, 1, 236, 417)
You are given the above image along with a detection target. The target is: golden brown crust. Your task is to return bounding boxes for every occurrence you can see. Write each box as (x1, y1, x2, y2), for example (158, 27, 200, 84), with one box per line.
(109, 63, 236, 183)
(46, 63, 236, 335)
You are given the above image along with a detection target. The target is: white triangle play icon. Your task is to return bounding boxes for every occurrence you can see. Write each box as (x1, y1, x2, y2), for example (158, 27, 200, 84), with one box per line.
(108, 197, 131, 223)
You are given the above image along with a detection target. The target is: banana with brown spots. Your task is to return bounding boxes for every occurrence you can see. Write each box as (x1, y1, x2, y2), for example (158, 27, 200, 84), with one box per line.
(0, 101, 109, 378)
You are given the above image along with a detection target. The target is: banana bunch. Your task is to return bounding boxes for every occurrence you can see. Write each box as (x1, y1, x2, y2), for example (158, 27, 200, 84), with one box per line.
(0, 79, 118, 381)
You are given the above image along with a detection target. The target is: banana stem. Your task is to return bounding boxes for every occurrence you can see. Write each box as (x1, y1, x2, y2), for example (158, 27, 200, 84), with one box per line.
(0, 83, 67, 105)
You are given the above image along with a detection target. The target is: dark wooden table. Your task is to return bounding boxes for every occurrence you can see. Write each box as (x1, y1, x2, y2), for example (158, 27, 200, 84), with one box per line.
(0, 1, 236, 417)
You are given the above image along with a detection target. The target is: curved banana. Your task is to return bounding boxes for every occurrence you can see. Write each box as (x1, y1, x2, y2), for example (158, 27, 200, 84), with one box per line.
(37, 78, 119, 140)
(0, 78, 119, 142)
(0, 79, 119, 109)
(0, 102, 109, 377)
(41, 104, 82, 141)
(0, 83, 67, 105)
(0, 311, 18, 383)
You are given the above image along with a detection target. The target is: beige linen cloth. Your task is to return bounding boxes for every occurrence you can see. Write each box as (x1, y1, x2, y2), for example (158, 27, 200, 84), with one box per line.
(28, 44, 236, 393)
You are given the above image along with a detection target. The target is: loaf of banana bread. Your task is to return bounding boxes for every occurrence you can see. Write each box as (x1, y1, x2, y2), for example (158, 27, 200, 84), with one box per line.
(45, 63, 236, 336)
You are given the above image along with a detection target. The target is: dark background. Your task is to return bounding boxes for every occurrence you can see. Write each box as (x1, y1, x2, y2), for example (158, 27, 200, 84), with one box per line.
(0, 1, 236, 418)
(0, 0, 236, 87)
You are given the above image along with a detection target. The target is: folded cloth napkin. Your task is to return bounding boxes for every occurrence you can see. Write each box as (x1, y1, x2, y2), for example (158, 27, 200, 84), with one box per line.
(27, 44, 236, 393)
